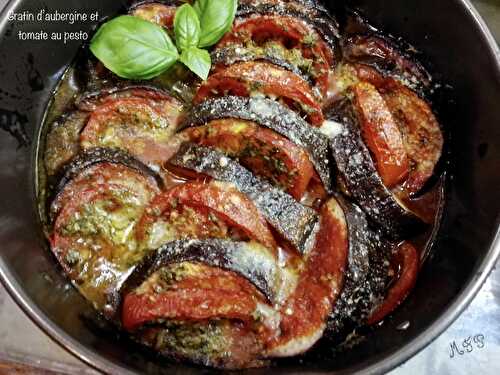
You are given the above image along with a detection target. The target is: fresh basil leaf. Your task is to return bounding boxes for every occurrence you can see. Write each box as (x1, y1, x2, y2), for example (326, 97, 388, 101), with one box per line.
(180, 47, 211, 80)
(174, 4, 201, 51)
(194, 0, 237, 48)
(90, 15, 179, 80)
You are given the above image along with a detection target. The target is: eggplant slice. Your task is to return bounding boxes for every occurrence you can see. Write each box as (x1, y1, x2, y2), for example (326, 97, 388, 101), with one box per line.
(76, 84, 181, 112)
(178, 119, 315, 200)
(136, 319, 269, 369)
(237, 0, 340, 56)
(326, 196, 390, 337)
(50, 148, 161, 222)
(135, 180, 278, 251)
(341, 29, 432, 92)
(50, 152, 161, 314)
(169, 143, 319, 254)
(120, 239, 295, 306)
(52, 147, 161, 200)
(211, 43, 313, 85)
(45, 85, 182, 178)
(267, 197, 348, 357)
(128, 1, 180, 29)
(44, 110, 90, 177)
(180, 96, 333, 193)
(324, 98, 425, 239)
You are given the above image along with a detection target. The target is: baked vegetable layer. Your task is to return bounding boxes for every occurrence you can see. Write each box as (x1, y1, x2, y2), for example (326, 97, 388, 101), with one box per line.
(169, 143, 319, 254)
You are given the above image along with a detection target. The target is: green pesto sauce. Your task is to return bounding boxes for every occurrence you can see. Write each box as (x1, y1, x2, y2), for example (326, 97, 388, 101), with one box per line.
(154, 320, 228, 361)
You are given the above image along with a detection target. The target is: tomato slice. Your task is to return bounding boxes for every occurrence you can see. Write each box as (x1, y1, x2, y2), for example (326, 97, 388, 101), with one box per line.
(267, 198, 348, 356)
(352, 82, 409, 188)
(217, 14, 334, 96)
(367, 241, 419, 325)
(378, 80, 443, 195)
(123, 262, 274, 368)
(122, 263, 265, 331)
(80, 96, 182, 167)
(136, 181, 277, 251)
(342, 34, 431, 88)
(50, 161, 159, 312)
(129, 3, 176, 29)
(180, 119, 314, 199)
(51, 183, 157, 312)
(138, 320, 267, 369)
(51, 162, 160, 220)
(78, 86, 182, 112)
(328, 65, 442, 194)
(194, 62, 324, 126)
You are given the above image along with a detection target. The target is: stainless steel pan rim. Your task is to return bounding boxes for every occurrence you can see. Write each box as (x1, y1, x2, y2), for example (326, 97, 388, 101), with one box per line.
(0, 0, 499, 373)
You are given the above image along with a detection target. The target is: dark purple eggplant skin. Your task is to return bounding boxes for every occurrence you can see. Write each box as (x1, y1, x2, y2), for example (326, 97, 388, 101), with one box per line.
(49, 147, 162, 220)
(45, 84, 178, 178)
(211, 45, 313, 85)
(179, 96, 333, 193)
(75, 84, 175, 112)
(118, 239, 284, 306)
(169, 143, 319, 254)
(326, 195, 390, 338)
(44, 110, 90, 177)
(55, 147, 161, 190)
(341, 11, 433, 95)
(324, 99, 425, 239)
(237, 0, 340, 60)
(341, 33, 432, 90)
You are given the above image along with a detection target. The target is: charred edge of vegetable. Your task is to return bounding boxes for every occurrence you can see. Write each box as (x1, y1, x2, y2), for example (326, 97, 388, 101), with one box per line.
(237, 0, 340, 57)
(118, 239, 282, 308)
(76, 84, 177, 111)
(169, 143, 319, 254)
(341, 10, 433, 93)
(49, 148, 162, 214)
(179, 96, 332, 193)
(325, 194, 390, 338)
(211, 46, 313, 85)
(325, 99, 425, 239)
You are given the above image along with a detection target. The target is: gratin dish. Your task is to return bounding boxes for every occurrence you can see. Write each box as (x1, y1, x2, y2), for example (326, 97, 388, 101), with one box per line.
(0, 0, 499, 373)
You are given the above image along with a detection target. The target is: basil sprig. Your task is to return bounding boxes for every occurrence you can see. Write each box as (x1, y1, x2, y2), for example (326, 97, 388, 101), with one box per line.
(174, 3, 211, 80)
(194, 0, 238, 48)
(174, 3, 201, 51)
(90, 15, 178, 80)
(180, 47, 211, 81)
(90, 0, 237, 81)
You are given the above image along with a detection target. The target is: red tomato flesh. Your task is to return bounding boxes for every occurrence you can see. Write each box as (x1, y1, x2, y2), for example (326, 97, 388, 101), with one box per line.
(353, 82, 409, 188)
(180, 119, 314, 199)
(194, 62, 324, 126)
(367, 241, 419, 325)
